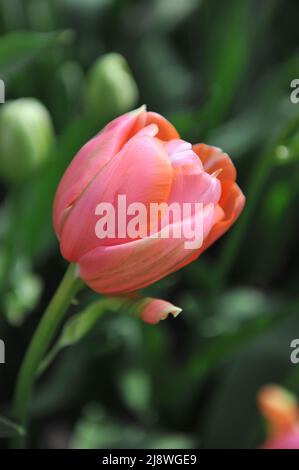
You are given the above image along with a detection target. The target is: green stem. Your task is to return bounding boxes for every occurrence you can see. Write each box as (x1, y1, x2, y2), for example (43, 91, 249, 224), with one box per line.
(12, 264, 83, 447)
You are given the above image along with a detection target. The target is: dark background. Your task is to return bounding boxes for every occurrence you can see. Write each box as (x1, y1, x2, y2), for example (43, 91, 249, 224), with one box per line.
(0, 0, 299, 449)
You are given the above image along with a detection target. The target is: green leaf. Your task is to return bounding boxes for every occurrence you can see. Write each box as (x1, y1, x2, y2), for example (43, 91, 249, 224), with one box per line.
(3, 259, 43, 326)
(188, 299, 299, 381)
(119, 369, 151, 415)
(70, 403, 195, 449)
(59, 299, 114, 348)
(142, 0, 200, 33)
(0, 30, 74, 80)
(38, 297, 127, 375)
(201, 0, 252, 131)
(0, 415, 25, 438)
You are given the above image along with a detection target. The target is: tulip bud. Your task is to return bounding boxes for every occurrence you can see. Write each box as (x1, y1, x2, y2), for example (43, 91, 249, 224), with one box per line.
(258, 384, 298, 435)
(258, 385, 299, 449)
(85, 53, 139, 122)
(53, 109, 244, 297)
(0, 98, 54, 184)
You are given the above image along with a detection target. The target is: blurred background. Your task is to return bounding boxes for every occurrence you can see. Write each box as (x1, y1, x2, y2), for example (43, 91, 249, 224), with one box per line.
(0, 0, 299, 449)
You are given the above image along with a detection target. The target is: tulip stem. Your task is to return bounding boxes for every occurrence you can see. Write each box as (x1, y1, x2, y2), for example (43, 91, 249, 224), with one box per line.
(12, 263, 83, 448)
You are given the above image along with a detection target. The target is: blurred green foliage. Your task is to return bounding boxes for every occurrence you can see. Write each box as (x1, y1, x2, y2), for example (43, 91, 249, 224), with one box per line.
(0, 0, 299, 449)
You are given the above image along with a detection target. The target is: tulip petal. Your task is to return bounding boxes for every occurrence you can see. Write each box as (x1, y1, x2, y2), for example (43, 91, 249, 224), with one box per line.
(193, 143, 237, 182)
(185, 182, 244, 269)
(170, 150, 245, 271)
(192, 144, 245, 250)
(262, 428, 299, 449)
(140, 298, 182, 324)
(166, 139, 203, 169)
(59, 134, 173, 261)
(258, 385, 299, 438)
(168, 166, 221, 208)
(78, 203, 215, 294)
(164, 140, 221, 220)
(145, 112, 180, 141)
(53, 107, 147, 237)
(200, 181, 245, 251)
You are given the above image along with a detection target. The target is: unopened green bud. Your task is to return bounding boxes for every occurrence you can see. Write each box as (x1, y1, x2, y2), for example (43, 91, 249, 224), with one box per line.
(0, 98, 54, 184)
(85, 53, 139, 122)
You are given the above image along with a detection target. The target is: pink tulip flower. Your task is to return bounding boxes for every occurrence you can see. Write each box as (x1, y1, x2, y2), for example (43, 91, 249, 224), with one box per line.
(258, 384, 299, 449)
(53, 106, 245, 308)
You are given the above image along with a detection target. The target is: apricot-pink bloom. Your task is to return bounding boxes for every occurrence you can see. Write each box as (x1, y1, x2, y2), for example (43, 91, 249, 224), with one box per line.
(258, 385, 299, 449)
(53, 107, 245, 296)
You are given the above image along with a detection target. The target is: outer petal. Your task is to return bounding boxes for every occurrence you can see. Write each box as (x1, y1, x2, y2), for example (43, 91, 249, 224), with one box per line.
(166, 139, 221, 207)
(140, 298, 182, 324)
(59, 134, 173, 261)
(78, 204, 215, 294)
(166, 139, 202, 168)
(193, 143, 237, 182)
(170, 146, 245, 271)
(53, 107, 147, 237)
(145, 111, 180, 141)
(198, 181, 245, 251)
(192, 144, 245, 252)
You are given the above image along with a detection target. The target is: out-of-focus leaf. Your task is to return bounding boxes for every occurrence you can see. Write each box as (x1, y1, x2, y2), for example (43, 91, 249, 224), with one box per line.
(214, 107, 299, 290)
(27, 0, 57, 32)
(70, 403, 195, 449)
(1, 256, 42, 325)
(136, 35, 193, 112)
(161, 299, 299, 423)
(0, 30, 74, 80)
(200, 0, 252, 131)
(188, 299, 299, 381)
(209, 50, 299, 157)
(0, 415, 25, 438)
(119, 369, 151, 416)
(61, 0, 113, 16)
(252, 178, 296, 281)
(170, 0, 252, 140)
(141, 0, 200, 33)
(31, 314, 143, 417)
(202, 288, 280, 337)
(0, 0, 26, 32)
(38, 298, 124, 374)
(3, 272, 42, 326)
(199, 311, 299, 449)
(50, 61, 84, 130)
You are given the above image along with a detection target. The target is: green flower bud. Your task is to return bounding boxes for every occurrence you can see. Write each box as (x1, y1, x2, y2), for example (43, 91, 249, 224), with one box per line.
(85, 53, 139, 122)
(0, 98, 54, 184)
